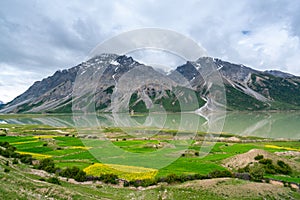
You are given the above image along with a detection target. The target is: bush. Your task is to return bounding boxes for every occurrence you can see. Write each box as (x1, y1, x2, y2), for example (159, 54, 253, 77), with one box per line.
(127, 179, 157, 187)
(59, 167, 87, 182)
(60, 166, 85, 179)
(192, 173, 208, 180)
(259, 159, 272, 165)
(37, 158, 56, 173)
(264, 163, 276, 174)
(209, 170, 232, 178)
(12, 152, 21, 159)
(12, 158, 18, 164)
(20, 154, 33, 165)
(47, 177, 61, 185)
(249, 163, 265, 181)
(1, 149, 14, 158)
(60, 167, 79, 178)
(155, 173, 208, 185)
(7, 146, 16, 152)
(4, 168, 10, 173)
(85, 175, 99, 182)
(275, 160, 292, 175)
(99, 174, 118, 184)
(123, 180, 130, 187)
(0, 141, 10, 148)
(238, 164, 250, 173)
(129, 179, 143, 187)
(254, 154, 264, 160)
(165, 174, 178, 183)
(74, 170, 87, 182)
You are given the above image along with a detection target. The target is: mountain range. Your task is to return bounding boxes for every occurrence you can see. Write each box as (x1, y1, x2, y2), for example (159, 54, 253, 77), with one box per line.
(1, 54, 300, 113)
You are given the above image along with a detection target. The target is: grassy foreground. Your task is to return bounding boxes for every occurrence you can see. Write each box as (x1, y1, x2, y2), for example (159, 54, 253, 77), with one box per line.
(1, 157, 300, 200)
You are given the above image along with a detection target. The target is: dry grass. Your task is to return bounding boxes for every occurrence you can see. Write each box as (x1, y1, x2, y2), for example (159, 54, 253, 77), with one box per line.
(177, 178, 297, 199)
(222, 149, 300, 171)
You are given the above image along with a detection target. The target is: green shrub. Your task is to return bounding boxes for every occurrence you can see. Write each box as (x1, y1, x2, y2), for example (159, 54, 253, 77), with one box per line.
(74, 170, 87, 182)
(12, 159, 18, 164)
(264, 163, 276, 174)
(7, 146, 16, 152)
(275, 160, 292, 175)
(99, 174, 118, 184)
(165, 174, 178, 183)
(20, 154, 33, 165)
(37, 158, 56, 173)
(123, 180, 130, 187)
(254, 154, 264, 160)
(249, 163, 265, 181)
(1, 149, 14, 158)
(47, 177, 61, 185)
(238, 164, 250, 173)
(0, 141, 10, 148)
(209, 170, 232, 178)
(4, 168, 10, 173)
(59, 166, 86, 182)
(259, 159, 272, 165)
(60, 167, 79, 178)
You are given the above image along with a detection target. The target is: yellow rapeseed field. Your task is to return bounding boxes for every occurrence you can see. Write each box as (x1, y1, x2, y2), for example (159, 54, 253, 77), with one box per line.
(33, 135, 56, 139)
(16, 151, 52, 159)
(265, 144, 300, 152)
(70, 146, 91, 150)
(83, 163, 158, 181)
(11, 140, 39, 145)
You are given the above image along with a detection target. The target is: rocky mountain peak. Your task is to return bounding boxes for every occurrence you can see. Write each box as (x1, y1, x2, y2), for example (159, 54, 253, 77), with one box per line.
(1, 54, 300, 113)
(264, 70, 295, 78)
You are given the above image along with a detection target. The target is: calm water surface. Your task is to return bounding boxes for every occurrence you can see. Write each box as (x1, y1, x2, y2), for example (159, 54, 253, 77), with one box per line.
(0, 112, 299, 139)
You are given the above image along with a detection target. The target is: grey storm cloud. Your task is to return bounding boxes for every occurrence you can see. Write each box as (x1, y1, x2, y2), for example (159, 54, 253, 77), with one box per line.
(1, 0, 300, 102)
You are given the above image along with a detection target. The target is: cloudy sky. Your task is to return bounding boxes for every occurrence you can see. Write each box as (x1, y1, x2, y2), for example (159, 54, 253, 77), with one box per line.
(1, 0, 300, 103)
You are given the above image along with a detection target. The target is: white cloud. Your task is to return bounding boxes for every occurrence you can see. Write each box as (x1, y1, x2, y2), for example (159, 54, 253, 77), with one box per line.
(128, 49, 186, 72)
(235, 23, 300, 71)
(1, 0, 300, 102)
(0, 63, 44, 103)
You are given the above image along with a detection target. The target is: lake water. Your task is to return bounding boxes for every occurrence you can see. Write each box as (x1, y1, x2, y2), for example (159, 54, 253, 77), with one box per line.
(0, 112, 299, 140)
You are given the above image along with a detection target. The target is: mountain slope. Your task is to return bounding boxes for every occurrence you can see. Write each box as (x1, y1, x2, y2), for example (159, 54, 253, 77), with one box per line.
(0, 101, 4, 109)
(175, 57, 300, 110)
(1, 54, 300, 113)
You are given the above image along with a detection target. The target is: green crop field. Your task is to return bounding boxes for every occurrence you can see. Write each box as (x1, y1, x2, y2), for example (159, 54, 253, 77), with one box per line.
(1, 124, 299, 180)
(0, 122, 300, 199)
